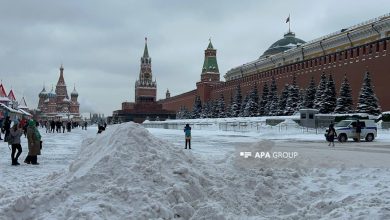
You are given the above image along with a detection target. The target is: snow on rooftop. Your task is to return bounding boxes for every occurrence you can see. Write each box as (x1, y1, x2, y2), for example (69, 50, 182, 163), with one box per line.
(0, 97, 10, 102)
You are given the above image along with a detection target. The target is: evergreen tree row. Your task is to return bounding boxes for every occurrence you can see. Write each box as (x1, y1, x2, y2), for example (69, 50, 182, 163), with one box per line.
(176, 71, 381, 119)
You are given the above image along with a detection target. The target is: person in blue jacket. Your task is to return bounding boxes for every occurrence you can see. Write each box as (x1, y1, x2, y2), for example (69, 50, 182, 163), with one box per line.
(184, 124, 191, 149)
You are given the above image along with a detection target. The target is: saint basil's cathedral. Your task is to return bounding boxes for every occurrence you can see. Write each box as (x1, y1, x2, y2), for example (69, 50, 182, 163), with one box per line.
(37, 65, 80, 120)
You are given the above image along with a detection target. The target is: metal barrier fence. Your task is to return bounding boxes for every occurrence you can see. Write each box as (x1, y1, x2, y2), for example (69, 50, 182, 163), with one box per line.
(142, 121, 329, 134)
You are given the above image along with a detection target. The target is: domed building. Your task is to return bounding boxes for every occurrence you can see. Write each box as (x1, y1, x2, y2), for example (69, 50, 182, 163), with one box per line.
(260, 31, 306, 58)
(37, 65, 80, 120)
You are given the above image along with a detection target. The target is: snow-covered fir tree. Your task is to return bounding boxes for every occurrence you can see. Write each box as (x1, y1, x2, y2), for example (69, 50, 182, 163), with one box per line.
(200, 102, 210, 118)
(216, 94, 226, 118)
(230, 85, 242, 117)
(356, 71, 382, 115)
(240, 93, 249, 117)
(243, 85, 259, 117)
(209, 100, 218, 118)
(285, 74, 300, 115)
(320, 74, 337, 113)
(191, 95, 202, 119)
(176, 106, 183, 119)
(207, 101, 215, 118)
(179, 106, 191, 119)
(334, 74, 353, 114)
(298, 89, 305, 110)
(278, 84, 289, 115)
(304, 76, 316, 108)
(313, 73, 327, 110)
(265, 76, 279, 116)
(258, 82, 269, 116)
(225, 93, 233, 118)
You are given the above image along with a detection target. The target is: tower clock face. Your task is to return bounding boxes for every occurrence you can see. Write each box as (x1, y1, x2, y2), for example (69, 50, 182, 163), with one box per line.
(144, 73, 150, 79)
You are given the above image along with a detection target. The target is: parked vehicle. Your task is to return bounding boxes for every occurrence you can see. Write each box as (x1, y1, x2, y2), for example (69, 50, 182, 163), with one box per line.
(325, 119, 377, 142)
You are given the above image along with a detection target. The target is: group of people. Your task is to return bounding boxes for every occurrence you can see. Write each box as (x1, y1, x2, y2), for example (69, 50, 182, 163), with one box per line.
(81, 121, 88, 130)
(326, 119, 362, 147)
(2, 116, 42, 165)
(43, 120, 75, 133)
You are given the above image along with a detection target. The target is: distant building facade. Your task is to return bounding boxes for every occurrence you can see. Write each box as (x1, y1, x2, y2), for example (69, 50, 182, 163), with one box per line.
(0, 83, 31, 119)
(111, 38, 175, 123)
(37, 65, 80, 120)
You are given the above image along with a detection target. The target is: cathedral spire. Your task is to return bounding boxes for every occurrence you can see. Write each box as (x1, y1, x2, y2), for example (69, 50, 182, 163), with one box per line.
(55, 64, 69, 99)
(57, 64, 65, 86)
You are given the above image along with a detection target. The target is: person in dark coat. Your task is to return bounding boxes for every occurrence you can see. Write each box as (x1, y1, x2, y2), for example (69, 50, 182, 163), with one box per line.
(0, 117, 3, 140)
(3, 116, 11, 142)
(184, 124, 192, 149)
(327, 123, 336, 147)
(97, 124, 106, 134)
(9, 123, 23, 165)
(50, 120, 55, 133)
(66, 121, 71, 132)
(356, 120, 362, 142)
(25, 120, 41, 165)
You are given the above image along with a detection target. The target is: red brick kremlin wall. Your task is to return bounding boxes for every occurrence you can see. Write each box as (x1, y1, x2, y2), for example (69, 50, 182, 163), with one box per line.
(159, 89, 197, 111)
(160, 38, 390, 113)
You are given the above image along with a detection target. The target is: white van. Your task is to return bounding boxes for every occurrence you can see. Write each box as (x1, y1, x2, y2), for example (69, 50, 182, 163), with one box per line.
(333, 119, 377, 142)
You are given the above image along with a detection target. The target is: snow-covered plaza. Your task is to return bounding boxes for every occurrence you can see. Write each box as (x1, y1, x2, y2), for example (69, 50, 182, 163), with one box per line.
(1, 123, 390, 219)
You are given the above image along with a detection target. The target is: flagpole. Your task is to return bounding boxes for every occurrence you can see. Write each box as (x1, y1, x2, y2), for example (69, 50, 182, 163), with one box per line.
(289, 14, 291, 33)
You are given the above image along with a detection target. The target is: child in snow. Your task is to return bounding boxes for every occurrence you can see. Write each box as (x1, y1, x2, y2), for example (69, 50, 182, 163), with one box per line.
(9, 123, 23, 165)
(184, 124, 191, 149)
(327, 123, 336, 147)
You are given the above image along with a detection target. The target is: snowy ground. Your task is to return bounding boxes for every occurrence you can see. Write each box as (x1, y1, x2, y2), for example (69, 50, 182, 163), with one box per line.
(0, 124, 390, 219)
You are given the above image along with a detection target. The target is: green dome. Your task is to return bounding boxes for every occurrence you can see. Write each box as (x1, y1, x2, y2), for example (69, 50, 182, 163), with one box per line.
(261, 32, 305, 58)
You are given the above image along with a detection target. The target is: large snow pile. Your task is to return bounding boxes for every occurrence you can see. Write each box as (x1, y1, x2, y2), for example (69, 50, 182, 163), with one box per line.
(1, 123, 209, 219)
(1, 123, 390, 219)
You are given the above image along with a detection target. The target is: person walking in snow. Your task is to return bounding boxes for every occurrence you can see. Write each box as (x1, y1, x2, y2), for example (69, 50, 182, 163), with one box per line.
(0, 116, 3, 140)
(3, 116, 11, 143)
(327, 123, 336, 147)
(9, 122, 23, 165)
(50, 120, 55, 133)
(355, 119, 362, 142)
(184, 124, 191, 149)
(66, 121, 72, 132)
(25, 120, 41, 165)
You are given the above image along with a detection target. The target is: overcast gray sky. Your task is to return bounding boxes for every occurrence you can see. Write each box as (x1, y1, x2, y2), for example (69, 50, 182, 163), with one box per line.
(0, 0, 389, 116)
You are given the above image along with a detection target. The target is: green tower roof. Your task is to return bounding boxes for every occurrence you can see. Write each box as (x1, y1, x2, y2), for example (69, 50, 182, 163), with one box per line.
(202, 40, 219, 73)
(207, 41, 214, 49)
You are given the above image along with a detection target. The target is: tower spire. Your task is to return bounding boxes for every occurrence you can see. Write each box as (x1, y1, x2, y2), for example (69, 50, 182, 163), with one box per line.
(135, 38, 156, 103)
(143, 37, 149, 58)
(202, 39, 219, 74)
(207, 37, 214, 49)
